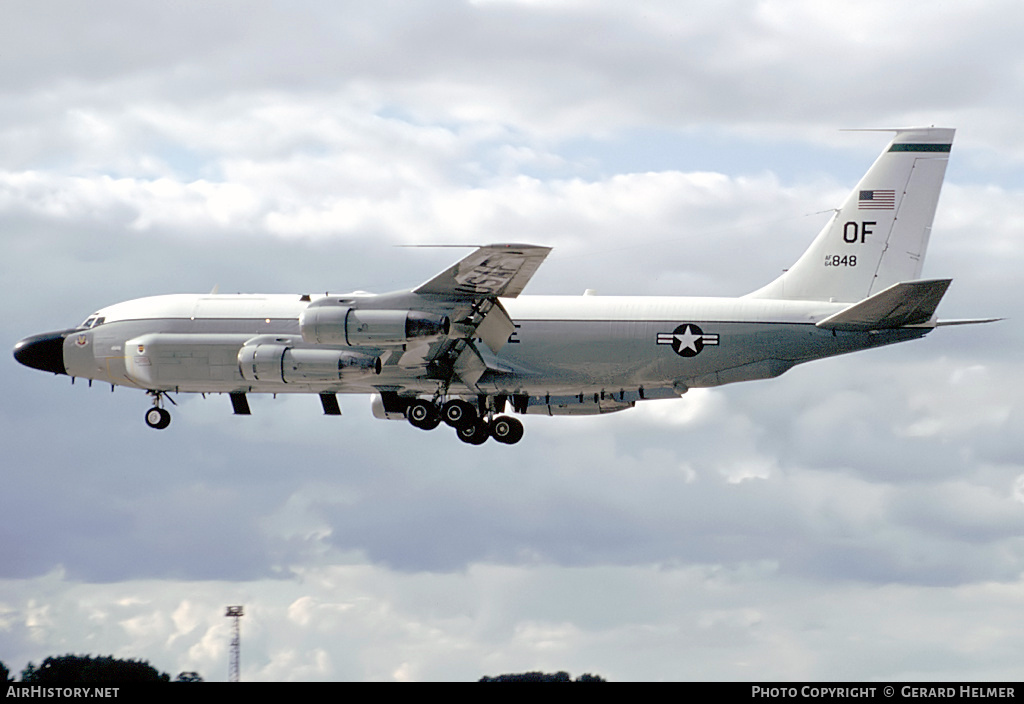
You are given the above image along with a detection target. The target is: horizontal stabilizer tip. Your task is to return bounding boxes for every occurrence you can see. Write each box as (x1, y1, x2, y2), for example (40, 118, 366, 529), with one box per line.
(935, 317, 1004, 327)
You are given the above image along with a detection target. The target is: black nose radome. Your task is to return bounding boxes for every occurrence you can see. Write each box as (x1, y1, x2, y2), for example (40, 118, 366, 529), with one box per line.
(13, 330, 69, 375)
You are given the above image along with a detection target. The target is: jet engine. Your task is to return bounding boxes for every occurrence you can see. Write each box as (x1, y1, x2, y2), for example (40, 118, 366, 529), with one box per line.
(238, 343, 381, 384)
(299, 307, 450, 346)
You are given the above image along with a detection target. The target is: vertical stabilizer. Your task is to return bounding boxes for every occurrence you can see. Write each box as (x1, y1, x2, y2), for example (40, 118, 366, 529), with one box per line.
(747, 128, 954, 302)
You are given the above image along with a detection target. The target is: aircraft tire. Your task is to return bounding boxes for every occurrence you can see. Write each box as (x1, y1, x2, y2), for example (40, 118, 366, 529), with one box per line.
(441, 399, 477, 429)
(145, 407, 171, 430)
(490, 416, 523, 445)
(407, 399, 441, 430)
(456, 419, 490, 445)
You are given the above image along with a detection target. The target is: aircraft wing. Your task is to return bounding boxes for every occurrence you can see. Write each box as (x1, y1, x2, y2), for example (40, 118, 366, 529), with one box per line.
(414, 243, 552, 299)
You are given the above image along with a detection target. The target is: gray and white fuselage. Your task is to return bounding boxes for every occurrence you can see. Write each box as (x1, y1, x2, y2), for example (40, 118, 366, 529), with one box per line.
(58, 291, 923, 400)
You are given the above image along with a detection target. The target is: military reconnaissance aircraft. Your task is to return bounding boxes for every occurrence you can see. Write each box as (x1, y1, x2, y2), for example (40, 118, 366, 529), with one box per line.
(14, 128, 991, 445)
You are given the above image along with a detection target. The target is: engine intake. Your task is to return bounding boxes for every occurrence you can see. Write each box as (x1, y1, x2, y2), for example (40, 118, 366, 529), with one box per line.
(238, 344, 381, 384)
(299, 307, 450, 346)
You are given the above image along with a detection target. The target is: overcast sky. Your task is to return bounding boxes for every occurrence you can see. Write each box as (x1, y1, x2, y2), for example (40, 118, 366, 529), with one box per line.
(2, 0, 1022, 682)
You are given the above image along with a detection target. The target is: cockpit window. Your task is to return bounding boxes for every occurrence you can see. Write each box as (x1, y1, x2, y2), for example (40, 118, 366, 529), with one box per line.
(78, 315, 105, 329)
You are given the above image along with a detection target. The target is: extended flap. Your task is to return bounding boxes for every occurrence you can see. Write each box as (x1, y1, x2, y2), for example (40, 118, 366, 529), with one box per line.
(453, 344, 487, 390)
(475, 300, 515, 353)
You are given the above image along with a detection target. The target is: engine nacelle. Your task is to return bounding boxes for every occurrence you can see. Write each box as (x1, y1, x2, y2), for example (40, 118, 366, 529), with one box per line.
(299, 307, 450, 346)
(238, 344, 381, 384)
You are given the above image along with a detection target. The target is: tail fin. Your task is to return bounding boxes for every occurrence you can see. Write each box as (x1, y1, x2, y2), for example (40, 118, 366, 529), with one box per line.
(747, 128, 954, 302)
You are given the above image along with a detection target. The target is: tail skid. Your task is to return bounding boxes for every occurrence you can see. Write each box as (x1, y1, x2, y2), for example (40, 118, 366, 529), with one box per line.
(747, 128, 954, 303)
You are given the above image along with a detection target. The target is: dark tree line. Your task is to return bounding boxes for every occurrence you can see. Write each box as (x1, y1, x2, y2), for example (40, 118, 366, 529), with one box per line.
(479, 671, 606, 682)
(2, 655, 611, 683)
(21, 655, 170, 683)
(2, 655, 201, 683)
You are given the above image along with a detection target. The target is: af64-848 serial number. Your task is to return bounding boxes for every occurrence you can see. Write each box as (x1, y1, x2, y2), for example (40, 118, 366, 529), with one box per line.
(824, 254, 857, 267)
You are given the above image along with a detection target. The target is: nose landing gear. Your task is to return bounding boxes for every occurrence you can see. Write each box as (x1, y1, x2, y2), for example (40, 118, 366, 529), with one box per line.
(145, 406, 171, 429)
(144, 390, 174, 429)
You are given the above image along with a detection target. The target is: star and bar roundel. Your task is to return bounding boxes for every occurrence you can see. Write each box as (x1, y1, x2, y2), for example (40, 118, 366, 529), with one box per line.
(656, 324, 719, 357)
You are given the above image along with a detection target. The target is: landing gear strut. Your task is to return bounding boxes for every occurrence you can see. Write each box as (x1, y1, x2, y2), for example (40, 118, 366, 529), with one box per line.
(144, 390, 173, 430)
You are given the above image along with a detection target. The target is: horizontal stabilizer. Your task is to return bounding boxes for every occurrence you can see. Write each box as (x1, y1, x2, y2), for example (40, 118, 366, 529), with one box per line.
(816, 279, 951, 331)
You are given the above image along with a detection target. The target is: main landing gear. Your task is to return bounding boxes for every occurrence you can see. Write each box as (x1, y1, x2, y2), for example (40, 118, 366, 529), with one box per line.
(407, 397, 524, 445)
(144, 390, 174, 430)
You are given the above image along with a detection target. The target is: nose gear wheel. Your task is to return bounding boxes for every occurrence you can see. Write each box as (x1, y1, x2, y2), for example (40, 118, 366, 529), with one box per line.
(144, 390, 174, 430)
(145, 407, 171, 429)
